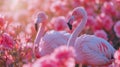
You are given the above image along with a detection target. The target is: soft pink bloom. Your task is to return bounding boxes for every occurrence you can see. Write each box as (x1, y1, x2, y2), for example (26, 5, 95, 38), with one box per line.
(25, 23, 36, 35)
(86, 7, 96, 16)
(52, 46, 75, 60)
(114, 21, 120, 38)
(0, 33, 15, 48)
(51, 46, 75, 67)
(102, 2, 117, 16)
(70, 0, 81, 8)
(114, 48, 120, 65)
(86, 16, 97, 31)
(94, 30, 108, 40)
(50, 16, 67, 31)
(32, 56, 58, 67)
(28, 46, 75, 67)
(86, 16, 96, 27)
(108, 62, 120, 67)
(93, 21, 103, 31)
(96, 13, 113, 31)
(35, 51, 41, 58)
(50, 1, 68, 15)
(6, 22, 22, 37)
(2, 51, 14, 66)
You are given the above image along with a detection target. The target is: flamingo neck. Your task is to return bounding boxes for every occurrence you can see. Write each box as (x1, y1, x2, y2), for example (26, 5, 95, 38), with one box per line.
(34, 23, 45, 45)
(67, 16, 87, 47)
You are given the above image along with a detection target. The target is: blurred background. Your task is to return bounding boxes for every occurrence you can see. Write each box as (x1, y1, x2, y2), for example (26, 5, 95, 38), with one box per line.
(0, 0, 119, 48)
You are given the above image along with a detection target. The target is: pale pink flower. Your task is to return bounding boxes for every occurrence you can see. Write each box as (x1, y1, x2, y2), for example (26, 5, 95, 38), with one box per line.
(70, 0, 81, 8)
(114, 21, 120, 38)
(114, 48, 120, 65)
(25, 23, 36, 35)
(0, 33, 15, 48)
(96, 13, 113, 31)
(7, 22, 22, 37)
(102, 2, 117, 16)
(52, 46, 75, 60)
(3, 52, 14, 66)
(32, 56, 58, 67)
(108, 62, 120, 67)
(29, 46, 75, 67)
(51, 46, 75, 67)
(86, 16, 97, 31)
(50, 16, 67, 31)
(86, 16, 96, 27)
(94, 30, 108, 40)
(93, 21, 103, 31)
(50, 1, 68, 15)
(86, 7, 96, 16)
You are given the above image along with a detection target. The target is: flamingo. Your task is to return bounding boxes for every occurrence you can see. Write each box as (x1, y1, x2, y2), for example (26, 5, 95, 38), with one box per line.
(34, 12, 70, 57)
(67, 7, 116, 66)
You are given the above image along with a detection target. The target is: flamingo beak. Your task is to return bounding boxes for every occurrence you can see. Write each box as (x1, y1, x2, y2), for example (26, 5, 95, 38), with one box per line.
(35, 23, 38, 31)
(67, 21, 72, 30)
(67, 16, 74, 30)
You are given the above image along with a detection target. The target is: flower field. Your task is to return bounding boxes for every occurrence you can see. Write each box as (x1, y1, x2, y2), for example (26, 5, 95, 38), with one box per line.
(0, 0, 120, 67)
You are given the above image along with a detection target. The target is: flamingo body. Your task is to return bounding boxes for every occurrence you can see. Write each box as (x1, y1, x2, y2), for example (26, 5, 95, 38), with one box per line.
(74, 34, 115, 66)
(39, 30, 70, 56)
(67, 7, 116, 66)
(34, 12, 70, 57)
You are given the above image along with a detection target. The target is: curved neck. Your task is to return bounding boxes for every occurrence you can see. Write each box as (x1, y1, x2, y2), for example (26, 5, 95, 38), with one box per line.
(67, 16, 87, 47)
(34, 23, 45, 45)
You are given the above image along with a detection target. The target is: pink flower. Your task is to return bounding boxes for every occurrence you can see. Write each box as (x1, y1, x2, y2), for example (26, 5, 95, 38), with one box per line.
(7, 22, 22, 37)
(52, 46, 75, 60)
(70, 0, 81, 8)
(86, 6, 96, 16)
(25, 23, 36, 35)
(50, 1, 68, 15)
(51, 46, 75, 67)
(32, 56, 58, 67)
(114, 21, 120, 38)
(28, 46, 75, 67)
(50, 16, 67, 31)
(0, 33, 15, 48)
(94, 30, 108, 40)
(114, 48, 120, 65)
(96, 13, 113, 31)
(102, 2, 117, 16)
(86, 16, 97, 31)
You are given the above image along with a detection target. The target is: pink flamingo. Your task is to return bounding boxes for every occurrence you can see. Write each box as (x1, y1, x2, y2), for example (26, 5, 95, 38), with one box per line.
(34, 12, 70, 57)
(67, 7, 116, 66)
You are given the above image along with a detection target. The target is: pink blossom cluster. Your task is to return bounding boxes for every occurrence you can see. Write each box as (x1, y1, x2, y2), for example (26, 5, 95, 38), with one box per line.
(114, 48, 120, 65)
(108, 48, 120, 67)
(23, 46, 75, 67)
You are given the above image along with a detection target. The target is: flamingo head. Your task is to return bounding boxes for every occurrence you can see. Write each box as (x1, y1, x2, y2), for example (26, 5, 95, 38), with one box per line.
(67, 7, 87, 30)
(34, 12, 48, 31)
(67, 16, 74, 30)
